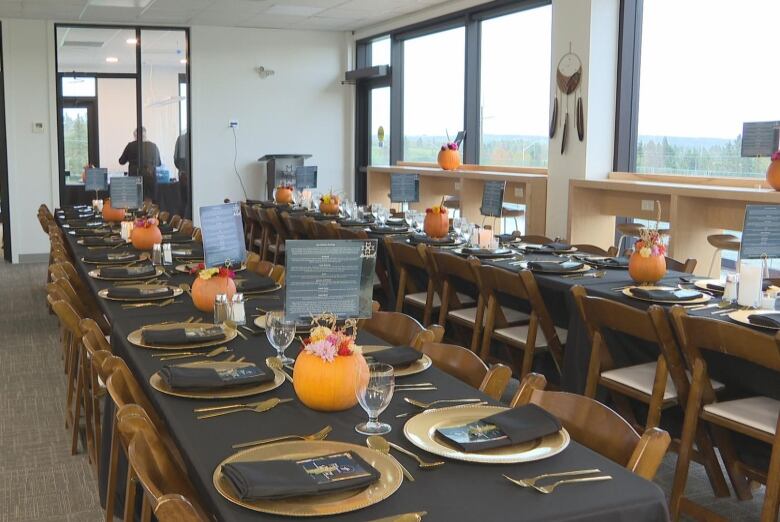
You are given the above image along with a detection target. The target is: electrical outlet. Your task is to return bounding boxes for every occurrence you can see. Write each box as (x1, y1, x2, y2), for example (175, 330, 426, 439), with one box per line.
(454, 182, 461, 191)
(514, 187, 524, 198)
(641, 199, 655, 211)
(229, 120, 239, 128)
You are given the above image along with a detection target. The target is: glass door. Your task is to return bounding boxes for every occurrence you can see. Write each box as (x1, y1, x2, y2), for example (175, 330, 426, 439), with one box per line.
(370, 86, 391, 166)
(61, 99, 99, 205)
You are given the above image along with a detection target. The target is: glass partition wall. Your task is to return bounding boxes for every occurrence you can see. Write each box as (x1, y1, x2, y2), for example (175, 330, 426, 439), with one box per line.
(55, 25, 191, 217)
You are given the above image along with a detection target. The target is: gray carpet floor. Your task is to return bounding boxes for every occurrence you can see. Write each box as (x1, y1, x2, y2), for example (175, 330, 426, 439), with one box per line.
(0, 261, 767, 521)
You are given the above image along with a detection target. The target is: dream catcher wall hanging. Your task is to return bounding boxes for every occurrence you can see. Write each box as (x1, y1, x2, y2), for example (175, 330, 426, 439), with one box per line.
(550, 44, 585, 154)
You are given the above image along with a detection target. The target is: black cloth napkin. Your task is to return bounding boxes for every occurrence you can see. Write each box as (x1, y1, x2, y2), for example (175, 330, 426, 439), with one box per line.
(162, 233, 193, 243)
(437, 404, 562, 453)
(236, 277, 276, 293)
(339, 219, 371, 227)
(408, 234, 456, 246)
(65, 219, 103, 228)
(71, 228, 111, 237)
(461, 247, 508, 256)
(706, 282, 725, 292)
(106, 286, 174, 299)
(83, 252, 139, 263)
(221, 451, 381, 501)
(369, 224, 406, 233)
(142, 326, 226, 346)
(544, 241, 572, 250)
(99, 264, 156, 279)
(526, 261, 583, 272)
(597, 256, 629, 267)
(81, 237, 124, 246)
(159, 363, 273, 389)
(629, 288, 702, 301)
(747, 313, 780, 328)
(365, 346, 422, 367)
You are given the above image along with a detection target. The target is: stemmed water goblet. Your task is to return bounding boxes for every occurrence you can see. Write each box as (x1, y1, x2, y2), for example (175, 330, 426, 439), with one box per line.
(355, 362, 394, 435)
(265, 311, 296, 366)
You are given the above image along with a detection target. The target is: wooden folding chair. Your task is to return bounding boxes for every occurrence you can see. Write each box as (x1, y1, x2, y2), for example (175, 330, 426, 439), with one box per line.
(384, 239, 440, 326)
(420, 342, 511, 400)
(512, 373, 671, 480)
(669, 307, 780, 522)
(666, 256, 697, 274)
(361, 311, 437, 349)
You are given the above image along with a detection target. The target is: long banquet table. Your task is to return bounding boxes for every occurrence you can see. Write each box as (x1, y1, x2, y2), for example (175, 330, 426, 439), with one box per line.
(58, 218, 670, 522)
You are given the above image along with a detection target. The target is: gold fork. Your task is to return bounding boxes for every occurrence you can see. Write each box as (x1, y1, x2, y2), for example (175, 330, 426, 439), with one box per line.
(232, 425, 332, 449)
(528, 475, 612, 494)
(122, 298, 175, 310)
(158, 346, 229, 361)
(404, 397, 483, 409)
(502, 469, 601, 488)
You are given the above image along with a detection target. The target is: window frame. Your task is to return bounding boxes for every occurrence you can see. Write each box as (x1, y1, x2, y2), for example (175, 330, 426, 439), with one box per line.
(353, 0, 552, 202)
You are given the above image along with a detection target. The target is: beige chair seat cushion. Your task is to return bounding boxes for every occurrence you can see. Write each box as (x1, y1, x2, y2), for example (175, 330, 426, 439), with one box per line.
(704, 396, 779, 435)
(601, 362, 724, 401)
(267, 243, 285, 253)
(404, 292, 474, 308)
(449, 306, 529, 326)
(493, 324, 568, 348)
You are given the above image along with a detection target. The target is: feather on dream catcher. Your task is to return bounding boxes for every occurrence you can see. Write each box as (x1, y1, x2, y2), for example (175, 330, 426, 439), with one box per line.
(550, 44, 585, 154)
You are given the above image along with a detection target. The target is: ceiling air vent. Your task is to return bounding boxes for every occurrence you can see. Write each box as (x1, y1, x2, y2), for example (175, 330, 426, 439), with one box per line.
(62, 41, 104, 48)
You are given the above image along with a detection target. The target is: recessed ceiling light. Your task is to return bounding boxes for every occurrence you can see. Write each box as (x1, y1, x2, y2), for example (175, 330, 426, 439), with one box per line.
(179, 58, 187, 64)
(105, 56, 119, 63)
(126, 38, 138, 45)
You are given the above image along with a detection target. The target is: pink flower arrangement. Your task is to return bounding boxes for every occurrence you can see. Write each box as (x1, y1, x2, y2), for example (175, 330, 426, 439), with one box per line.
(771, 150, 780, 162)
(301, 325, 359, 362)
(440, 142, 458, 152)
(133, 217, 158, 228)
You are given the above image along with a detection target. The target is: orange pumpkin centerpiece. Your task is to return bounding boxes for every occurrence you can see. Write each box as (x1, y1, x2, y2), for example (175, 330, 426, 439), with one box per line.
(437, 142, 461, 171)
(319, 192, 340, 215)
(130, 218, 162, 250)
(293, 318, 369, 412)
(102, 198, 126, 222)
(423, 205, 449, 238)
(767, 150, 780, 191)
(275, 184, 294, 205)
(628, 227, 667, 284)
(189, 264, 237, 312)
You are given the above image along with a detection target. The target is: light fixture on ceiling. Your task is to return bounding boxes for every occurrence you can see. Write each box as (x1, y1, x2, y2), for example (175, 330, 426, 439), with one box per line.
(126, 37, 138, 45)
(179, 58, 187, 64)
(105, 56, 119, 63)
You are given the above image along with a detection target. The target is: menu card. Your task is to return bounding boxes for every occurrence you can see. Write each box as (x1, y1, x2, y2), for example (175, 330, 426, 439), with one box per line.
(390, 174, 420, 203)
(480, 181, 506, 217)
(294, 166, 318, 189)
(110, 176, 143, 209)
(284, 239, 377, 321)
(199, 202, 247, 268)
(741, 121, 780, 157)
(85, 168, 108, 192)
(740, 204, 780, 259)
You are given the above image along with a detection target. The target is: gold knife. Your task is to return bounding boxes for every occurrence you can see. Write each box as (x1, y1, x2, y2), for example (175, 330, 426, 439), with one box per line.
(194, 399, 278, 413)
(365, 512, 427, 522)
(195, 398, 292, 419)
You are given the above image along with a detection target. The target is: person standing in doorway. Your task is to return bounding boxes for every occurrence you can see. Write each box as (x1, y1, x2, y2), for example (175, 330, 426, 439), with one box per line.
(174, 130, 189, 217)
(118, 126, 161, 202)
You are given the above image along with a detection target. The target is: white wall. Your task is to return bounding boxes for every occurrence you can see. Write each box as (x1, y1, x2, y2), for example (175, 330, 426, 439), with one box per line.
(2, 18, 58, 262)
(189, 25, 352, 221)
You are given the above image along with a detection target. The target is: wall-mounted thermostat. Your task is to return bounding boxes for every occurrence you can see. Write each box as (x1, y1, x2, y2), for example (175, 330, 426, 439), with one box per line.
(32, 122, 45, 133)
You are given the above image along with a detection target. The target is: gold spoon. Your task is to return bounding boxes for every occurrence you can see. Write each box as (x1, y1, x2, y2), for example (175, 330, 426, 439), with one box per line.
(367, 435, 443, 469)
(159, 346, 229, 361)
(265, 357, 293, 383)
(179, 283, 192, 297)
(366, 436, 415, 482)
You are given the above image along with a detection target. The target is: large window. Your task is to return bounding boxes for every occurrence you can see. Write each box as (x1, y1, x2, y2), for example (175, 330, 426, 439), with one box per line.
(634, 0, 780, 178)
(402, 27, 465, 162)
(480, 6, 551, 167)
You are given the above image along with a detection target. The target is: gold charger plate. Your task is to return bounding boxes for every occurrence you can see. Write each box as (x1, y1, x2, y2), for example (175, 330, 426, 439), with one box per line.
(237, 282, 282, 294)
(360, 345, 432, 377)
(97, 285, 183, 302)
(621, 286, 712, 305)
(127, 322, 237, 350)
(88, 266, 164, 281)
(175, 262, 246, 274)
(213, 440, 403, 517)
(514, 242, 578, 254)
(150, 361, 284, 399)
(727, 309, 780, 330)
(403, 404, 570, 464)
(253, 314, 309, 332)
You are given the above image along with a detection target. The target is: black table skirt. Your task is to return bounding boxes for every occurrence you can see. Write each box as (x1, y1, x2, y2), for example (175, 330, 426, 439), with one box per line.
(57, 222, 669, 522)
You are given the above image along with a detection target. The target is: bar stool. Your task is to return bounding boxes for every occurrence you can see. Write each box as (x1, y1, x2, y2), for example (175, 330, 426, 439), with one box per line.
(441, 195, 461, 219)
(500, 205, 525, 235)
(616, 223, 670, 255)
(706, 234, 740, 277)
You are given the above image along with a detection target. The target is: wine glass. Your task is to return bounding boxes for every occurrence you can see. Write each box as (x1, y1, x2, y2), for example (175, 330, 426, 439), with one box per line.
(377, 206, 389, 226)
(452, 217, 462, 239)
(355, 362, 394, 435)
(463, 223, 474, 247)
(265, 311, 296, 366)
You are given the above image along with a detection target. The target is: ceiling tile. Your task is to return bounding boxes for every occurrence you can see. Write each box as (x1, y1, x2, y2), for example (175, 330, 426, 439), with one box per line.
(298, 15, 360, 30)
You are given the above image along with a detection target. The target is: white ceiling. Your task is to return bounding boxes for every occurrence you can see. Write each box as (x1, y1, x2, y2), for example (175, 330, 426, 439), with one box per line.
(0, 0, 455, 31)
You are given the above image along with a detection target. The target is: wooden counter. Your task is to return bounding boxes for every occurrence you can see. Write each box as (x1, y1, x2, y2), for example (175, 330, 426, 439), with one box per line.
(567, 175, 780, 275)
(366, 163, 548, 235)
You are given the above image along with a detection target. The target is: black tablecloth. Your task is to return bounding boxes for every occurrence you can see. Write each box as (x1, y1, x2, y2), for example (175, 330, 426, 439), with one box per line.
(58, 224, 669, 522)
